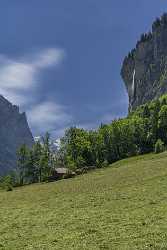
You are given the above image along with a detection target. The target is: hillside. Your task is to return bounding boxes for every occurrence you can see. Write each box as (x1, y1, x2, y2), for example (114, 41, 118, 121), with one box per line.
(1, 152, 167, 249)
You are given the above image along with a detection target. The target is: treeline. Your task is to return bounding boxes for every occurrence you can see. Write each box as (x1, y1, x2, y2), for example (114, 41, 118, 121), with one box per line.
(2, 94, 167, 191)
(152, 13, 167, 30)
(127, 13, 167, 60)
(59, 95, 167, 170)
(0, 133, 56, 191)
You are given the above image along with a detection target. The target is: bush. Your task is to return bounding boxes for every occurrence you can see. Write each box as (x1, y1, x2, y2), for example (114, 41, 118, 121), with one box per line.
(95, 160, 108, 168)
(76, 156, 86, 169)
(66, 156, 77, 171)
(154, 139, 165, 154)
(101, 160, 109, 168)
(0, 175, 13, 191)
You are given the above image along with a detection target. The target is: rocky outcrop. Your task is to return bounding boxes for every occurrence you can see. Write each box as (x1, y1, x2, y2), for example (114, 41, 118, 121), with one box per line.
(121, 13, 167, 111)
(0, 95, 34, 175)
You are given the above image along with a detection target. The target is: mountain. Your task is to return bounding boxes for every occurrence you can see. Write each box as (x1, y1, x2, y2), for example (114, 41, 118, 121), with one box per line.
(121, 13, 167, 111)
(0, 95, 34, 175)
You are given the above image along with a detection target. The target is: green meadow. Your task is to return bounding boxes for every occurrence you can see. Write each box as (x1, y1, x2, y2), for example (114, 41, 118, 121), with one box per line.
(1, 152, 167, 249)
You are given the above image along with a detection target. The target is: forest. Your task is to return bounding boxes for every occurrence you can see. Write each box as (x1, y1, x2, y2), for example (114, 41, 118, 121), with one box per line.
(2, 94, 167, 190)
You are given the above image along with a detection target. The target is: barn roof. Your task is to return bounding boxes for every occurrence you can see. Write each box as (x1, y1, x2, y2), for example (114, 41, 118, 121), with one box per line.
(55, 168, 68, 174)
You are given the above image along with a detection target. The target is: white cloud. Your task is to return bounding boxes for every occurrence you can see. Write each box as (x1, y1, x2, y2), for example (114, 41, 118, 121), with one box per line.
(0, 48, 69, 137)
(33, 48, 65, 68)
(0, 48, 65, 106)
(0, 62, 35, 91)
(27, 101, 72, 134)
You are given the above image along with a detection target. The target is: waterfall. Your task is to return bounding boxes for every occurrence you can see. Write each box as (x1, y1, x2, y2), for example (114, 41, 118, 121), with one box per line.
(132, 69, 136, 96)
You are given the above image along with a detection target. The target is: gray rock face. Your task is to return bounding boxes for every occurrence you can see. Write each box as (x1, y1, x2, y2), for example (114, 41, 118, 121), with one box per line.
(121, 13, 167, 111)
(0, 95, 34, 175)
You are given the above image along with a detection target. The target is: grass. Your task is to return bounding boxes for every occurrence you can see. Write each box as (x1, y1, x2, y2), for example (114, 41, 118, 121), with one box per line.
(1, 153, 167, 249)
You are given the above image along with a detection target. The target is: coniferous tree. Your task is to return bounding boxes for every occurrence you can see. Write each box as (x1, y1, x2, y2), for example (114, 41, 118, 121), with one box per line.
(41, 132, 52, 180)
(17, 144, 29, 185)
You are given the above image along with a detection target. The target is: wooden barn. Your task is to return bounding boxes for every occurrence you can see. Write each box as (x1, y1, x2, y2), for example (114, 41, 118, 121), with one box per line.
(48, 168, 75, 182)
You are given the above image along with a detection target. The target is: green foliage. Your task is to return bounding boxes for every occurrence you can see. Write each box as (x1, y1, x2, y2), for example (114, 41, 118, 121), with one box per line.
(27, 141, 42, 183)
(66, 156, 76, 171)
(154, 139, 165, 154)
(11, 94, 167, 186)
(58, 94, 167, 171)
(60, 127, 92, 168)
(158, 105, 167, 143)
(15, 132, 56, 186)
(100, 160, 109, 168)
(17, 144, 30, 185)
(0, 175, 13, 191)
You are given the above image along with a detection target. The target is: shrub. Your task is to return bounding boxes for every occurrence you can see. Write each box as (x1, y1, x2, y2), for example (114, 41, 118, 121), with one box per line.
(66, 156, 77, 171)
(154, 139, 165, 154)
(101, 160, 109, 168)
(0, 175, 13, 191)
(95, 159, 108, 168)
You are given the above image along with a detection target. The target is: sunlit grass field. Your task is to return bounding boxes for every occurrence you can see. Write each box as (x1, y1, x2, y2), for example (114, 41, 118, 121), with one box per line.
(1, 152, 167, 249)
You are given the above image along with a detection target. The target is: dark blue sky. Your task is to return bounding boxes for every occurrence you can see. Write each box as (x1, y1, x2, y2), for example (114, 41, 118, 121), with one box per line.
(0, 1, 166, 137)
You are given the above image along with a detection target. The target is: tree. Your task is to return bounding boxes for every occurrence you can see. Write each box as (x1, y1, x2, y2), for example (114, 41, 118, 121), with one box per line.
(17, 144, 30, 185)
(40, 132, 52, 181)
(61, 127, 91, 169)
(152, 18, 161, 30)
(158, 105, 167, 143)
(16, 133, 56, 184)
(89, 130, 104, 166)
(130, 116, 152, 154)
(26, 142, 42, 183)
(155, 139, 165, 154)
(58, 96, 167, 171)
(150, 100, 160, 145)
(142, 104, 150, 118)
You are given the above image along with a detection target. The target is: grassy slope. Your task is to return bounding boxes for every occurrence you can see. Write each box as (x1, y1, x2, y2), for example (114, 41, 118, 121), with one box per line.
(1, 153, 167, 249)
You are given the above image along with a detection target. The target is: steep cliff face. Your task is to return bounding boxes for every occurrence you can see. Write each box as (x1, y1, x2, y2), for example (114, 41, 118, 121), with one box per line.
(0, 95, 34, 175)
(121, 13, 167, 111)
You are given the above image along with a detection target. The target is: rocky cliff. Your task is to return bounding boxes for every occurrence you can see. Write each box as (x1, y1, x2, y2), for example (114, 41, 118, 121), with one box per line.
(0, 95, 34, 175)
(121, 13, 167, 111)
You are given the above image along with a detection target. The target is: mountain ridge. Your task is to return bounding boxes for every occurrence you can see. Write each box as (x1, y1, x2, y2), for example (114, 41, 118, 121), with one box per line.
(0, 95, 34, 175)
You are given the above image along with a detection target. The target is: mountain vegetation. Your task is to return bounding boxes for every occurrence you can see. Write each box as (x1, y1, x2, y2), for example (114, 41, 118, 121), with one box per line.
(59, 94, 167, 170)
(0, 133, 55, 189)
(3, 94, 167, 190)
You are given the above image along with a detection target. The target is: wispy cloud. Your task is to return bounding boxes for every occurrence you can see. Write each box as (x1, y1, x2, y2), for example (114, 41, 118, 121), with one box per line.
(0, 48, 65, 106)
(27, 101, 72, 134)
(0, 48, 69, 136)
(33, 48, 65, 68)
(0, 62, 35, 91)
